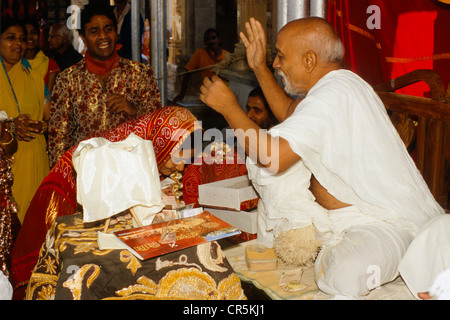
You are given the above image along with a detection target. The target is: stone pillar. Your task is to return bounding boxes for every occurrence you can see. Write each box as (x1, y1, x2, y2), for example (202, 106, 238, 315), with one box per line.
(310, 0, 328, 18)
(276, 0, 310, 32)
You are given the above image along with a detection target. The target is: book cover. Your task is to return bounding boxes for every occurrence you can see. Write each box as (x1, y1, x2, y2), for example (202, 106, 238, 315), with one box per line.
(113, 211, 241, 260)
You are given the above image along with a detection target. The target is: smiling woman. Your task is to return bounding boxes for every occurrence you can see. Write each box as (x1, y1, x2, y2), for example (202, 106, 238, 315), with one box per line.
(23, 17, 60, 94)
(0, 25, 26, 69)
(0, 17, 50, 223)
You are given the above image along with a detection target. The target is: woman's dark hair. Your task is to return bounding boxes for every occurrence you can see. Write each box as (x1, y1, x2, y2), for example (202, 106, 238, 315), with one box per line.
(1, 16, 26, 36)
(22, 17, 41, 38)
(248, 86, 278, 125)
(79, 0, 117, 37)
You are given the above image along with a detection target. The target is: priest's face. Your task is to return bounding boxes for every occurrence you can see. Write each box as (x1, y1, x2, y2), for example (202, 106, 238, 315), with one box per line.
(273, 27, 310, 97)
(81, 15, 118, 61)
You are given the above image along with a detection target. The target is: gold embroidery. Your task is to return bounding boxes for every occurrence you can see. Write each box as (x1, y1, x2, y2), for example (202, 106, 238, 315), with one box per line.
(26, 213, 247, 300)
(157, 268, 218, 300)
(63, 264, 101, 300)
(196, 242, 228, 273)
(217, 273, 246, 300)
(120, 250, 142, 275)
(114, 276, 158, 297)
(43, 256, 58, 275)
(36, 285, 56, 300)
(73, 242, 97, 254)
(155, 254, 202, 271)
(26, 273, 59, 300)
(106, 272, 247, 301)
(45, 192, 59, 230)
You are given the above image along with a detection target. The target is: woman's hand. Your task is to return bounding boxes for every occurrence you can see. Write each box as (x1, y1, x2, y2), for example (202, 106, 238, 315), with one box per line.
(14, 114, 40, 141)
(0, 121, 18, 155)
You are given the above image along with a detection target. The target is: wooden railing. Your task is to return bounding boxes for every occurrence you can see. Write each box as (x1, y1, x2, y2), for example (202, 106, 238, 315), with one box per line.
(374, 69, 450, 209)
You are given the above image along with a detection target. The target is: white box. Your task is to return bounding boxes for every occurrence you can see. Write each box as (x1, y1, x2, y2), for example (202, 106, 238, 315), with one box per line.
(198, 176, 259, 211)
(208, 208, 257, 234)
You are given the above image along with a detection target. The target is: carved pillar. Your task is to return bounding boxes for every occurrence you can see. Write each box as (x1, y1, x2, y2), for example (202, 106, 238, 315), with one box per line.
(168, 0, 182, 64)
(233, 0, 268, 71)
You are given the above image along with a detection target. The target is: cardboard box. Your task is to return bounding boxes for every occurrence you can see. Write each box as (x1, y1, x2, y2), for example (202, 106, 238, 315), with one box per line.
(208, 208, 257, 234)
(198, 176, 259, 211)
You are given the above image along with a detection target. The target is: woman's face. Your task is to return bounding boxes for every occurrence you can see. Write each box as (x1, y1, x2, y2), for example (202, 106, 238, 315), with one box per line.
(159, 148, 194, 176)
(0, 25, 26, 68)
(25, 23, 40, 51)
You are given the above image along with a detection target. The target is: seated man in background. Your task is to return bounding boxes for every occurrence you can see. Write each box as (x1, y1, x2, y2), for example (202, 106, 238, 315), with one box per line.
(173, 28, 229, 105)
(48, 21, 83, 72)
(48, 2, 161, 168)
(199, 17, 445, 298)
(224, 86, 278, 150)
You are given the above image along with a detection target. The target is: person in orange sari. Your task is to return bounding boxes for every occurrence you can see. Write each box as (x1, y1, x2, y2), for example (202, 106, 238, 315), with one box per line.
(10, 106, 201, 300)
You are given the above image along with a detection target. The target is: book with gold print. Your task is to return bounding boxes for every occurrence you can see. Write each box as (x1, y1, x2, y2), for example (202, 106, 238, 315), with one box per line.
(114, 211, 240, 260)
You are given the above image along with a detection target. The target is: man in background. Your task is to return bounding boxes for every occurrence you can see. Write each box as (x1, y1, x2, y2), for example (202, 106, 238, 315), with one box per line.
(48, 21, 83, 72)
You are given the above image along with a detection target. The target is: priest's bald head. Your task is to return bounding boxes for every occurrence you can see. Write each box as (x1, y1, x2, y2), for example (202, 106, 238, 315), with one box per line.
(273, 17, 345, 97)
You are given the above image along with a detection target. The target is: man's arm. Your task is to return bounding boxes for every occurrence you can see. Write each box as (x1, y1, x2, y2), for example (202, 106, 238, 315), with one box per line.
(240, 18, 294, 122)
(200, 76, 300, 174)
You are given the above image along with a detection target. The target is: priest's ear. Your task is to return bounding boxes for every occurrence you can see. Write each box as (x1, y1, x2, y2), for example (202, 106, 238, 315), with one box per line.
(303, 50, 317, 74)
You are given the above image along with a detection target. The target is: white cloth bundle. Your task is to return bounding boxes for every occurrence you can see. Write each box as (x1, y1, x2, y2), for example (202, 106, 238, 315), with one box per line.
(0, 271, 12, 300)
(72, 133, 164, 225)
(399, 214, 450, 299)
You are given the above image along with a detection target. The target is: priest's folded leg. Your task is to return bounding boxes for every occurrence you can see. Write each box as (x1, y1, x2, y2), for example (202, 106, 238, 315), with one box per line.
(314, 207, 414, 299)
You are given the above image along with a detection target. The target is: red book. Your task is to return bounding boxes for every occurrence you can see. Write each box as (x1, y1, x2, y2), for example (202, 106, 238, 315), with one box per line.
(113, 211, 240, 260)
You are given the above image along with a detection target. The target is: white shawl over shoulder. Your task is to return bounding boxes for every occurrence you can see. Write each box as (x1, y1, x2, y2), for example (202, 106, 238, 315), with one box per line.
(276, 69, 443, 233)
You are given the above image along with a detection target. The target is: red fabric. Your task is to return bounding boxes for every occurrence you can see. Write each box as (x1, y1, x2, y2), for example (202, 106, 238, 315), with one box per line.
(1, 0, 47, 21)
(182, 147, 248, 205)
(84, 45, 122, 76)
(181, 150, 255, 243)
(10, 106, 199, 299)
(328, 0, 450, 96)
(44, 58, 60, 86)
